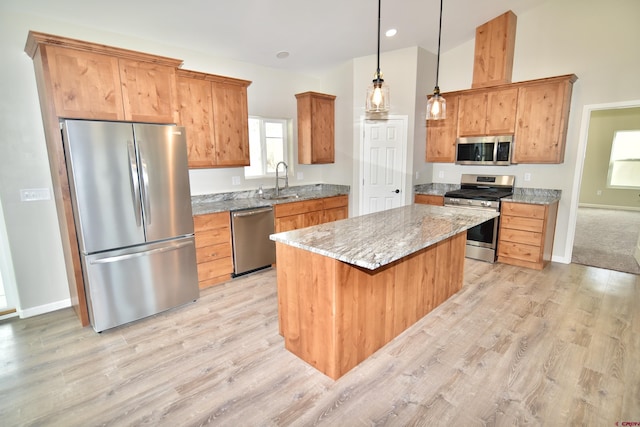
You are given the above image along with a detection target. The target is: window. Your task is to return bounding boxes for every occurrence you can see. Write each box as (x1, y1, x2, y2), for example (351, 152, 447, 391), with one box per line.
(607, 130, 640, 189)
(244, 117, 289, 179)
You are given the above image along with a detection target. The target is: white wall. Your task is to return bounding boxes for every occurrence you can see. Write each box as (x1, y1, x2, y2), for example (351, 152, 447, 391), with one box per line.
(432, 0, 640, 262)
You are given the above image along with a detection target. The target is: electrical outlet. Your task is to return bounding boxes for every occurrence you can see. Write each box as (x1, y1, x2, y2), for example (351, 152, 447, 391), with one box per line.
(20, 188, 51, 202)
(438, 171, 444, 179)
(524, 173, 532, 182)
(597, 190, 602, 196)
(231, 176, 241, 186)
(297, 172, 304, 180)
(415, 171, 420, 180)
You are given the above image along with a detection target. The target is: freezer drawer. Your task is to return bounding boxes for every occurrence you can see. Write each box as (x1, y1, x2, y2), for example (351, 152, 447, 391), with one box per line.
(82, 237, 199, 332)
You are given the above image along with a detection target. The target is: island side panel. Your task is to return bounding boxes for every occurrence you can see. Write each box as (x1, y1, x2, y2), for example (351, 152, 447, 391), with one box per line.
(276, 242, 338, 377)
(335, 231, 466, 378)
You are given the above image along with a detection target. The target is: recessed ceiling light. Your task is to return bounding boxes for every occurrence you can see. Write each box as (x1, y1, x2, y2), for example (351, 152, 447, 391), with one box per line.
(385, 29, 397, 37)
(276, 51, 290, 59)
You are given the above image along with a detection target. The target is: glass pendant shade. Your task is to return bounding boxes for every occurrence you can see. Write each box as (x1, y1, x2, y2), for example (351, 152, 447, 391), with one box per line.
(426, 89, 446, 120)
(366, 78, 390, 113)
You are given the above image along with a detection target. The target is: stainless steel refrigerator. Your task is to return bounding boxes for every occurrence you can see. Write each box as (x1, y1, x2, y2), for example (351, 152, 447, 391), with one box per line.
(62, 120, 199, 332)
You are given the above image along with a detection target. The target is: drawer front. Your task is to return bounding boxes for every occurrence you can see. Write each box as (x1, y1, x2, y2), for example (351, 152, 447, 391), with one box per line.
(194, 212, 230, 231)
(322, 195, 348, 210)
(274, 199, 324, 217)
(197, 257, 233, 282)
(498, 241, 542, 263)
(195, 227, 231, 248)
(501, 215, 544, 233)
(502, 202, 546, 219)
(499, 228, 543, 246)
(196, 242, 232, 264)
(415, 194, 444, 206)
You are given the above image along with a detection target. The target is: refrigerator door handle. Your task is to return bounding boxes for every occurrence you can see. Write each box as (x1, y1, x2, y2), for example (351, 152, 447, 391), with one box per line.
(140, 152, 151, 226)
(127, 140, 142, 227)
(89, 240, 193, 265)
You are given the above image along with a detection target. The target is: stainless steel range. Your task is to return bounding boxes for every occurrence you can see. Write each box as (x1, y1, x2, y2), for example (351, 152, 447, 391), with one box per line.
(444, 174, 515, 263)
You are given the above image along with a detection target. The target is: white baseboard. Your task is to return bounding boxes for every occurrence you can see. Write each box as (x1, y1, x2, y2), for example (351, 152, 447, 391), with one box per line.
(552, 255, 571, 264)
(18, 298, 71, 319)
(578, 203, 640, 212)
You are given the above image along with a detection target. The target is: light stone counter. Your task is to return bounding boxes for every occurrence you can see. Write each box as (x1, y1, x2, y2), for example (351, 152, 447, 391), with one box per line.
(502, 188, 562, 205)
(191, 184, 350, 215)
(270, 204, 498, 270)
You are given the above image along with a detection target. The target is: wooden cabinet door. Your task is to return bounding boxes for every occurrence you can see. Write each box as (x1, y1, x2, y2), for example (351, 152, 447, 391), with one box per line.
(44, 46, 125, 120)
(296, 92, 336, 164)
(310, 96, 335, 163)
(176, 76, 216, 168)
(303, 211, 323, 228)
(211, 81, 250, 166)
(458, 88, 517, 136)
(275, 215, 305, 233)
(485, 88, 518, 134)
(426, 94, 459, 162)
(324, 206, 348, 223)
(514, 79, 573, 163)
(458, 92, 487, 136)
(119, 59, 177, 123)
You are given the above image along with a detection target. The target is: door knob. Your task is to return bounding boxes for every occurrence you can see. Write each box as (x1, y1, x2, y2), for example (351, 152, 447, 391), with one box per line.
(393, 189, 400, 193)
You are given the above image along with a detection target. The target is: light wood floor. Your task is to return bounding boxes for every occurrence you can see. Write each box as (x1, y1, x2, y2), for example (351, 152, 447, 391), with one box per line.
(1, 260, 638, 426)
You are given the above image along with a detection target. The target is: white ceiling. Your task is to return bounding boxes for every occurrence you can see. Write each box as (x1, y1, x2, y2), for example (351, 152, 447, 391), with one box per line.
(10, 0, 548, 76)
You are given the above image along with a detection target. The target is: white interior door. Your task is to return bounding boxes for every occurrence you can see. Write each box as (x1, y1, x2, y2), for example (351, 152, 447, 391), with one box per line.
(361, 119, 406, 215)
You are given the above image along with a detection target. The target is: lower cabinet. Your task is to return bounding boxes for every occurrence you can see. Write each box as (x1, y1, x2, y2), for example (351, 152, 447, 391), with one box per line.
(193, 211, 233, 289)
(274, 195, 348, 233)
(497, 201, 558, 270)
(414, 194, 445, 206)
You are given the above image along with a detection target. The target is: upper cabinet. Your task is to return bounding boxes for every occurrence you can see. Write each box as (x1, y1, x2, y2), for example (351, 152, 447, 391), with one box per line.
(119, 59, 178, 124)
(296, 91, 336, 164)
(176, 70, 251, 168)
(425, 74, 577, 164)
(472, 11, 517, 89)
(25, 31, 182, 124)
(426, 93, 459, 163)
(513, 74, 577, 164)
(42, 46, 125, 121)
(458, 87, 517, 136)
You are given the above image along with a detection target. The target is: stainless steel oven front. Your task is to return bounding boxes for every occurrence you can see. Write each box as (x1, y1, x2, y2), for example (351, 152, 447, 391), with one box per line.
(443, 198, 500, 263)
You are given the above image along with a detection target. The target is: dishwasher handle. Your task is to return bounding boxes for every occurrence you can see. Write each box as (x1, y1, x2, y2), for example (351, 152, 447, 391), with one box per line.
(232, 207, 273, 218)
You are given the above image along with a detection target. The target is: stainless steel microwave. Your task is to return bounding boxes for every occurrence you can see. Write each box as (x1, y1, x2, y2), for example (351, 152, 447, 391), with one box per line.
(455, 135, 514, 165)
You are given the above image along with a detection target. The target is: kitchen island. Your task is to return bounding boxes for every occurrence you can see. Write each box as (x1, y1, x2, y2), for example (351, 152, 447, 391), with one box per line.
(270, 204, 499, 379)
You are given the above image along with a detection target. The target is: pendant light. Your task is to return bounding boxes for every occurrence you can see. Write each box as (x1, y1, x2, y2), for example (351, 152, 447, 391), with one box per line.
(426, 0, 446, 120)
(365, 0, 390, 114)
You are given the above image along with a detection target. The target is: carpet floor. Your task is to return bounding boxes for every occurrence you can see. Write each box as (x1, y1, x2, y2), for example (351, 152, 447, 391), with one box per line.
(572, 206, 640, 274)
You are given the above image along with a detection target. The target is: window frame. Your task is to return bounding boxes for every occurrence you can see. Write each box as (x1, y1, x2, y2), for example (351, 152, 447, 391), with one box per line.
(244, 116, 290, 180)
(606, 129, 640, 189)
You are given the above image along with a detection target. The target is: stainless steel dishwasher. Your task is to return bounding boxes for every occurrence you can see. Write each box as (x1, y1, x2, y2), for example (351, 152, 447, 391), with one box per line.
(230, 206, 276, 276)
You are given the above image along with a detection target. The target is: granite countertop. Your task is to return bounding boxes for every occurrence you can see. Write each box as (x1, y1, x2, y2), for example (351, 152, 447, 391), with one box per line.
(414, 183, 561, 205)
(414, 183, 459, 196)
(270, 204, 499, 270)
(191, 184, 350, 215)
(501, 188, 562, 205)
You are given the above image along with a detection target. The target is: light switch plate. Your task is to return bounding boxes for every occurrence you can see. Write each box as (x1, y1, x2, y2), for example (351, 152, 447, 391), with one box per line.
(231, 176, 241, 185)
(20, 188, 51, 202)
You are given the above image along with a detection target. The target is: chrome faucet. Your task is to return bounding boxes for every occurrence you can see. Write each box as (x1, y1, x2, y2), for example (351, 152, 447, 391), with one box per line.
(275, 161, 288, 196)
